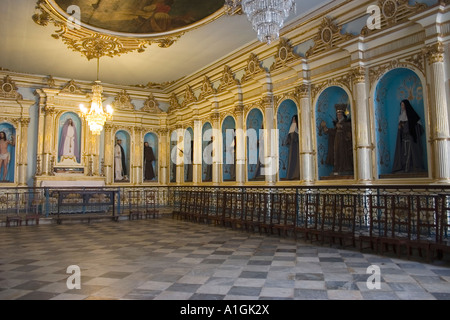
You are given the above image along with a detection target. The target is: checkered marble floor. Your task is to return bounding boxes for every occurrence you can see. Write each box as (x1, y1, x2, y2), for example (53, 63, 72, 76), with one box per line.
(0, 216, 449, 300)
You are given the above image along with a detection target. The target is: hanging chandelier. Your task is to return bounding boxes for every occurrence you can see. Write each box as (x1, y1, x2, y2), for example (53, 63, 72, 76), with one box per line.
(225, 0, 296, 45)
(79, 58, 113, 135)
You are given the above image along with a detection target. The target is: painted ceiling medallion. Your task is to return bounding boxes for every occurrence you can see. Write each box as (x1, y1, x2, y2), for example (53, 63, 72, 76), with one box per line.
(32, 0, 224, 59)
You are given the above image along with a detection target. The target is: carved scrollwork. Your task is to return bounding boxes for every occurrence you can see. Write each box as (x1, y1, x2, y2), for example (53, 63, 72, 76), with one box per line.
(0, 76, 23, 100)
(270, 38, 300, 71)
(182, 85, 197, 108)
(217, 66, 240, 92)
(198, 76, 216, 100)
(242, 53, 266, 83)
(112, 90, 135, 111)
(60, 79, 84, 95)
(425, 42, 445, 65)
(168, 93, 181, 114)
(141, 93, 162, 113)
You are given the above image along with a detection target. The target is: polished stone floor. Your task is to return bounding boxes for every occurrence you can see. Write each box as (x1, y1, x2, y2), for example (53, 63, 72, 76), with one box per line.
(0, 216, 449, 300)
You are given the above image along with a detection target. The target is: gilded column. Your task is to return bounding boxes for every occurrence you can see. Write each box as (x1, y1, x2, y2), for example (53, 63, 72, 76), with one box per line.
(35, 94, 46, 177)
(19, 118, 30, 186)
(43, 106, 56, 176)
(262, 95, 276, 185)
(211, 112, 221, 184)
(297, 84, 314, 183)
(133, 126, 144, 185)
(193, 119, 203, 184)
(159, 128, 168, 185)
(352, 66, 373, 182)
(426, 43, 450, 181)
(104, 124, 114, 185)
(234, 104, 245, 184)
(175, 126, 184, 185)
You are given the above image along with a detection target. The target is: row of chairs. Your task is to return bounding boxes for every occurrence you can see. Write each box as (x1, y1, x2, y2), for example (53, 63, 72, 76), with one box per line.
(172, 190, 450, 261)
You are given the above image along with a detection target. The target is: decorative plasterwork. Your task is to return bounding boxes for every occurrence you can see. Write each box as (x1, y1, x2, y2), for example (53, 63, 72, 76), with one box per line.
(141, 93, 163, 114)
(270, 38, 300, 71)
(112, 90, 135, 111)
(368, 53, 425, 84)
(198, 76, 217, 101)
(0, 76, 23, 100)
(217, 66, 240, 92)
(242, 53, 266, 83)
(425, 42, 445, 65)
(182, 85, 197, 108)
(32, 0, 181, 60)
(361, 0, 428, 36)
(168, 93, 181, 114)
(312, 74, 352, 101)
(60, 79, 84, 95)
(306, 17, 353, 57)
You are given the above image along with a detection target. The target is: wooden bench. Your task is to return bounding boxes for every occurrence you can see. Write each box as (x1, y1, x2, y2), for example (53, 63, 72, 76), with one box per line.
(6, 216, 22, 227)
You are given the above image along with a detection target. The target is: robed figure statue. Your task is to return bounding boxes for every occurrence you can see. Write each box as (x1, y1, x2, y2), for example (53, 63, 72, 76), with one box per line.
(114, 139, 127, 181)
(144, 142, 156, 181)
(58, 118, 80, 163)
(392, 99, 425, 173)
(284, 115, 300, 180)
(320, 104, 354, 175)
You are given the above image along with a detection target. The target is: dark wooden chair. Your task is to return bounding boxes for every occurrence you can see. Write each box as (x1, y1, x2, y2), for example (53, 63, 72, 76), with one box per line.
(144, 190, 158, 219)
(429, 194, 450, 260)
(272, 192, 297, 238)
(359, 194, 386, 253)
(295, 192, 320, 241)
(332, 194, 357, 248)
(128, 190, 143, 220)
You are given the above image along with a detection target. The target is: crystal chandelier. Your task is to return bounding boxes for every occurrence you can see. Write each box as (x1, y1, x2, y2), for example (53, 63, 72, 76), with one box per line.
(225, 0, 296, 45)
(79, 58, 113, 135)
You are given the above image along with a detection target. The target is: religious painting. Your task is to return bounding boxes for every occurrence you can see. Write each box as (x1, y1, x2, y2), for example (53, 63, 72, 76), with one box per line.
(277, 100, 300, 181)
(0, 123, 16, 183)
(202, 122, 213, 182)
(316, 86, 354, 179)
(184, 127, 194, 183)
(246, 108, 264, 182)
(58, 112, 82, 164)
(374, 68, 428, 178)
(54, 0, 224, 34)
(144, 132, 158, 182)
(114, 130, 130, 182)
(222, 116, 236, 182)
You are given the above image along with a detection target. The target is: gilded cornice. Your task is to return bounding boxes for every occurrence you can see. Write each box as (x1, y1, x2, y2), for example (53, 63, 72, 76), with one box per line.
(141, 93, 163, 114)
(306, 17, 353, 58)
(217, 66, 240, 93)
(198, 76, 217, 101)
(361, 0, 428, 37)
(0, 76, 23, 100)
(270, 38, 300, 71)
(60, 79, 84, 95)
(242, 53, 266, 83)
(32, 1, 181, 60)
(168, 93, 181, 114)
(182, 85, 197, 108)
(112, 90, 135, 111)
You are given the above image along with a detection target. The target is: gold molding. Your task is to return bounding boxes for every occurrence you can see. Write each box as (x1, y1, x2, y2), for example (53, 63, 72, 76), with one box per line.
(312, 74, 352, 101)
(425, 42, 445, 65)
(242, 53, 266, 83)
(60, 79, 84, 95)
(198, 76, 217, 101)
(168, 93, 181, 114)
(182, 85, 197, 108)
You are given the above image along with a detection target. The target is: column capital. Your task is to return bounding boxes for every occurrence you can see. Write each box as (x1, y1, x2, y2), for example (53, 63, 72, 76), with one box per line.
(296, 84, 310, 99)
(425, 42, 444, 65)
(351, 66, 366, 84)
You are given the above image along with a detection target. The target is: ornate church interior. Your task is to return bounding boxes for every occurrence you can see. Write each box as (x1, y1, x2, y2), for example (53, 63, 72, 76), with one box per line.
(0, 0, 449, 301)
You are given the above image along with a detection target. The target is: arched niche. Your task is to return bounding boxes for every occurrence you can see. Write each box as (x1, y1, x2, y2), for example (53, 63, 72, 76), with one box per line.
(114, 130, 130, 182)
(0, 122, 16, 183)
(246, 108, 264, 181)
(143, 132, 158, 182)
(374, 68, 428, 178)
(315, 86, 354, 179)
(277, 99, 300, 181)
(222, 116, 236, 182)
(202, 122, 213, 182)
(57, 112, 82, 164)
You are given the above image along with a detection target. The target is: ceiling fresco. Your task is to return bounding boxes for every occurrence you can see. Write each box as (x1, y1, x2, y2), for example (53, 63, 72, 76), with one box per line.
(54, 0, 224, 35)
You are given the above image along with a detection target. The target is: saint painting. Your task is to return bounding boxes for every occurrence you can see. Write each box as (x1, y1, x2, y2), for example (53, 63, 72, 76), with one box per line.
(58, 117, 81, 163)
(392, 99, 425, 173)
